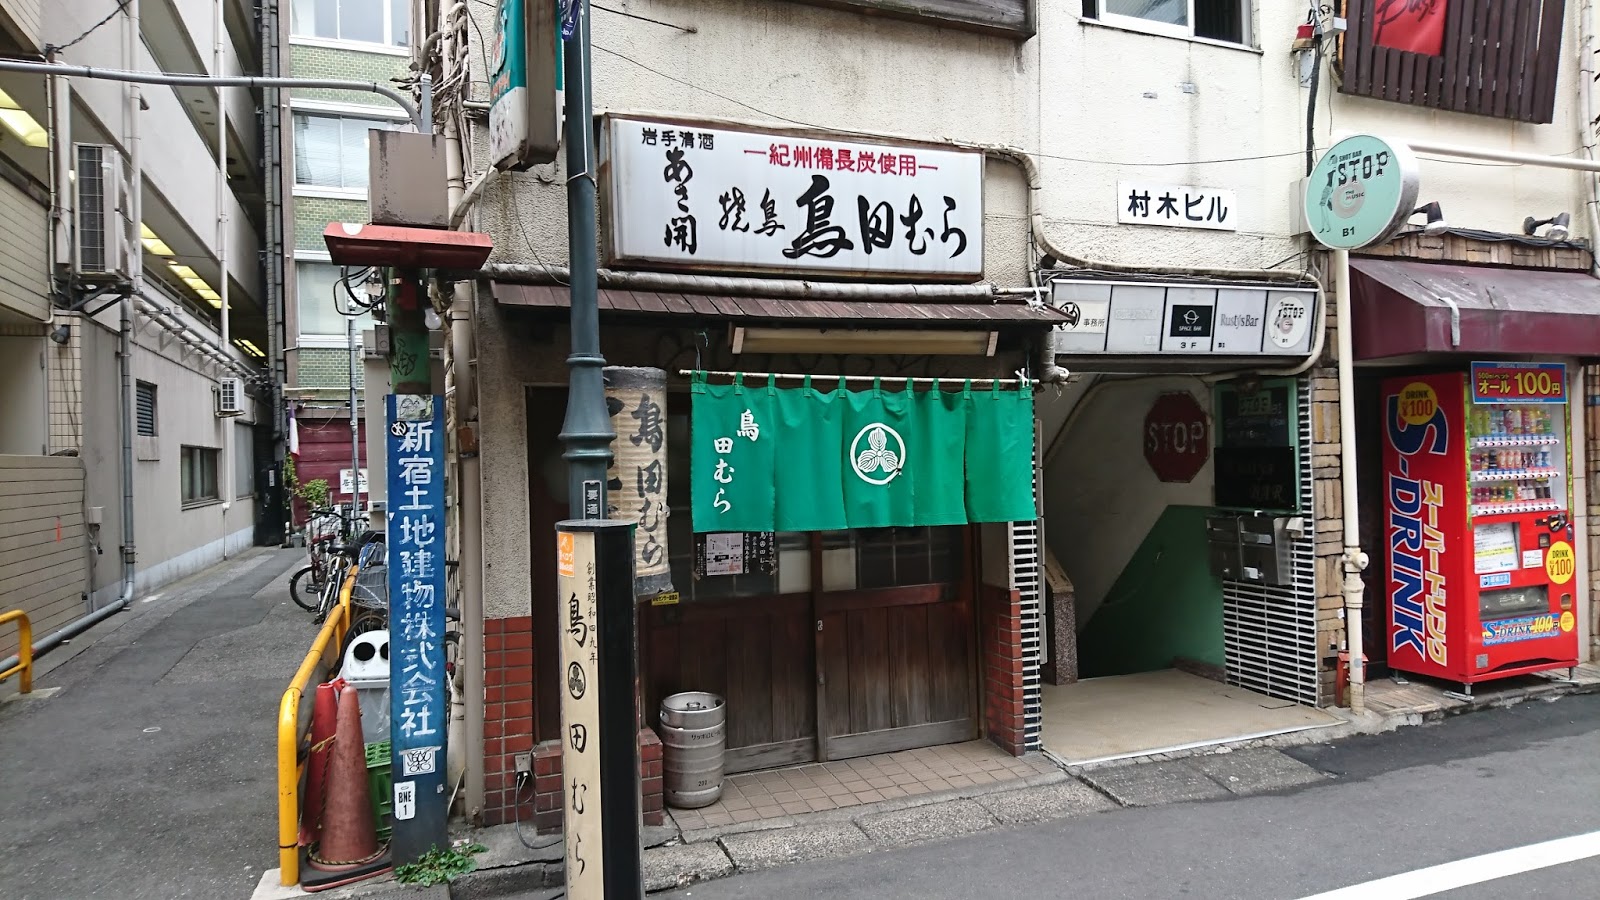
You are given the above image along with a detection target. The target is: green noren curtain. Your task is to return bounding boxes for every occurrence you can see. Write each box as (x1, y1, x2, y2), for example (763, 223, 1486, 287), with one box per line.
(692, 375, 1035, 532)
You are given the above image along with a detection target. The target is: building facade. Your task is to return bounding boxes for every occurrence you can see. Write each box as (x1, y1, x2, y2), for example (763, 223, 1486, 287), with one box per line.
(0, 0, 270, 653)
(277, 0, 417, 516)
(385, 0, 1600, 831)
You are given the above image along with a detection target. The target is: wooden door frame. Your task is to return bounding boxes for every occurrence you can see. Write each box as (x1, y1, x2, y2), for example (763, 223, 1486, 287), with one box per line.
(813, 527, 983, 762)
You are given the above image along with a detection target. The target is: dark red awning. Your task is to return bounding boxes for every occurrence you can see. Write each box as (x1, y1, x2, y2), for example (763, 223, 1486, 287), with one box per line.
(1351, 258, 1600, 360)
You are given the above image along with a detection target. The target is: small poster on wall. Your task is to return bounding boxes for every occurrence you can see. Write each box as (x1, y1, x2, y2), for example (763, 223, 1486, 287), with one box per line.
(694, 532, 778, 578)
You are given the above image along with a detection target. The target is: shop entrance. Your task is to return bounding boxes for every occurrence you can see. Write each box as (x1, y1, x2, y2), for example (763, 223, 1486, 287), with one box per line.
(1035, 373, 1338, 765)
(641, 528, 979, 773)
(526, 387, 979, 774)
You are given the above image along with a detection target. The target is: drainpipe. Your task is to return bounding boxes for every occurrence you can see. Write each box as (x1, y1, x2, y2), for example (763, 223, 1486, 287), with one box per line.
(216, 0, 233, 546)
(116, 0, 142, 609)
(440, 0, 487, 822)
(1578, 0, 1600, 275)
(1332, 249, 1367, 713)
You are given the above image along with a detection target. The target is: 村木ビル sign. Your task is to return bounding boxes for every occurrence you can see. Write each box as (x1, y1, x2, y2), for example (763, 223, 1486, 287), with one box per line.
(604, 116, 984, 279)
(1118, 181, 1237, 232)
(1305, 134, 1419, 250)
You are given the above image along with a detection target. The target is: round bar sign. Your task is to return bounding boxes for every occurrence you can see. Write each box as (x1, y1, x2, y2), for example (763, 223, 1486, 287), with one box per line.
(1305, 134, 1420, 250)
(1144, 392, 1210, 484)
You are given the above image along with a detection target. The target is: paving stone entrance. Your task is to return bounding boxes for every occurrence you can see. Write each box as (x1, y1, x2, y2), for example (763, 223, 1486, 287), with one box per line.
(667, 740, 1059, 831)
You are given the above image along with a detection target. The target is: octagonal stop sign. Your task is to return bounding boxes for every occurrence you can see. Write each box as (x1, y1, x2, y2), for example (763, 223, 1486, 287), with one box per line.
(1144, 392, 1210, 483)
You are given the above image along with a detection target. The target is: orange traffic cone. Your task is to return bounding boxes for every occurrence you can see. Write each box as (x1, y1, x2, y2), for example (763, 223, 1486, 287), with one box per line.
(302, 685, 390, 892)
(300, 678, 343, 846)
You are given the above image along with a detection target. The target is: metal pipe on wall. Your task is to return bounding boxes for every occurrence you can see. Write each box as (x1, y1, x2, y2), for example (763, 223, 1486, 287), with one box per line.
(216, 0, 233, 543)
(0, 59, 425, 132)
(1332, 248, 1367, 713)
(440, 0, 487, 822)
(115, 0, 143, 610)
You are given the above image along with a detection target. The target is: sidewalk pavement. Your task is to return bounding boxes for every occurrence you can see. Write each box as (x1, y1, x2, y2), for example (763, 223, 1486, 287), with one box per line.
(0, 547, 312, 900)
(438, 665, 1600, 899)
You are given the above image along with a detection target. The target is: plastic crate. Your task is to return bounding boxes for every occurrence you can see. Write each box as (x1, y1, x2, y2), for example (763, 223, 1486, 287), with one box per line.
(365, 740, 393, 842)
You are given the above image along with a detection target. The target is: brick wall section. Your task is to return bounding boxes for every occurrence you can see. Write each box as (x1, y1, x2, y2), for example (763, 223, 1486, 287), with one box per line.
(1309, 365, 1346, 707)
(297, 347, 365, 391)
(482, 616, 664, 829)
(292, 197, 370, 253)
(288, 44, 412, 108)
(979, 584, 1026, 756)
(1585, 367, 1600, 663)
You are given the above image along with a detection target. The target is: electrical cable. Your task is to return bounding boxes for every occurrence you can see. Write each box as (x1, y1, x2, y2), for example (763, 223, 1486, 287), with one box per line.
(589, 42, 1591, 171)
(47, 0, 131, 56)
(510, 771, 563, 851)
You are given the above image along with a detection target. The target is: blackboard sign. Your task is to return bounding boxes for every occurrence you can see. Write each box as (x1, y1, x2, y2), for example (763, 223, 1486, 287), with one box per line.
(1214, 380, 1299, 512)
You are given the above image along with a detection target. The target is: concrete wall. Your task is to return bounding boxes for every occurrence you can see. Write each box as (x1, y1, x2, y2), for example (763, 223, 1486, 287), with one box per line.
(75, 306, 261, 607)
(468, 0, 1041, 287)
(1034, 3, 1590, 270)
(1040, 377, 1216, 631)
(0, 334, 45, 455)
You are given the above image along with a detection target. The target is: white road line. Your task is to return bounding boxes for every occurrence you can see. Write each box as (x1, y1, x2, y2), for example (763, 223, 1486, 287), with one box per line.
(1297, 830, 1600, 900)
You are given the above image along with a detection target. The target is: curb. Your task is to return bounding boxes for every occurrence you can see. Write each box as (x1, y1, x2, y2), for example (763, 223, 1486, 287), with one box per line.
(438, 677, 1600, 897)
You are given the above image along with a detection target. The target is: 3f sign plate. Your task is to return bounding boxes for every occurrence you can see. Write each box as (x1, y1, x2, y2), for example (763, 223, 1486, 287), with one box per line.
(1305, 134, 1419, 250)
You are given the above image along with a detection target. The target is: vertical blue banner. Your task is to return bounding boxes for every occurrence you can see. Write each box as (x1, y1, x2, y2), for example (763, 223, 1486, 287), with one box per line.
(386, 394, 448, 861)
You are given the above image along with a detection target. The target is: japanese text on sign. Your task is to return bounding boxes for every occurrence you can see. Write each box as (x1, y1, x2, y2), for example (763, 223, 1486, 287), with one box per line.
(1385, 381, 1450, 668)
(386, 394, 448, 839)
(604, 376, 672, 592)
(556, 529, 605, 898)
(1118, 181, 1237, 232)
(607, 117, 984, 277)
(1470, 362, 1567, 405)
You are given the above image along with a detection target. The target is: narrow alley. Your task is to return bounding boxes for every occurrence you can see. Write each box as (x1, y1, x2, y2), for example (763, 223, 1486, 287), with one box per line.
(0, 549, 308, 900)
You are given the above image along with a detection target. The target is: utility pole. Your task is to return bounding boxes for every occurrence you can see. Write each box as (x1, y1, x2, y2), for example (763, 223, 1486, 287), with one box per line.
(347, 312, 361, 521)
(558, 0, 614, 520)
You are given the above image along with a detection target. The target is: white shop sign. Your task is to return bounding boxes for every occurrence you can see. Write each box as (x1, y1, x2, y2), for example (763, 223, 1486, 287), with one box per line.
(1118, 181, 1238, 232)
(1051, 279, 1316, 357)
(604, 116, 985, 279)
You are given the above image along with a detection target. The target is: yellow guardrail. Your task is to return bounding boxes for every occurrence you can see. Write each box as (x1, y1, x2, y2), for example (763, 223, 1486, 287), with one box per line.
(276, 566, 357, 887)
(0, 610, 32, 694)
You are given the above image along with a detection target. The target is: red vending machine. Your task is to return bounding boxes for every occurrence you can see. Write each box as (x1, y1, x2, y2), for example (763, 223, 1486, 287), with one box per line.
(1382, 364, 1580, 692)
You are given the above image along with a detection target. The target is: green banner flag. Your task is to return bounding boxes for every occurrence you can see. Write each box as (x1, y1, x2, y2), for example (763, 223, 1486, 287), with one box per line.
(691, 374, 776, 533)
(773, 378, 847, 531)
(965, 382, 1037, 522)
(841, 381, 916, 528)
(691, 376, 1034, 532)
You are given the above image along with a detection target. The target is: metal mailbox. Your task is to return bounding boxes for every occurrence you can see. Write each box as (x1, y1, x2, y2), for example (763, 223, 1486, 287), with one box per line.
(1205, 513, 1297, 586)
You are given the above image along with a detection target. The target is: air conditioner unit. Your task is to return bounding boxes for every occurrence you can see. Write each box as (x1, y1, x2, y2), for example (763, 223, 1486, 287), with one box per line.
(73, 143, 129, 280)
(217, 377, 244, 417)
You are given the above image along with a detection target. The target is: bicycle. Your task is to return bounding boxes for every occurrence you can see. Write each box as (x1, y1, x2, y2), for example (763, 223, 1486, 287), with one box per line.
(289, 505, 373, 613)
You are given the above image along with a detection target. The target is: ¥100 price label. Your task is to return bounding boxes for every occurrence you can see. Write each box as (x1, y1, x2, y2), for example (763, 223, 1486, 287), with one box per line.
(1470, 362, 1567, 405)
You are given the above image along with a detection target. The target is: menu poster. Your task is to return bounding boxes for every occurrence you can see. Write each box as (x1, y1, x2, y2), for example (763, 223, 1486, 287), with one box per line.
(694, 532, 779, 578)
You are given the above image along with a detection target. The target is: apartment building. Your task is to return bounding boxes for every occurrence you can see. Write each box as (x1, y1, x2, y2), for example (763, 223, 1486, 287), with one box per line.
(277, 0, 416, 516)
(0, 0, 270, 646)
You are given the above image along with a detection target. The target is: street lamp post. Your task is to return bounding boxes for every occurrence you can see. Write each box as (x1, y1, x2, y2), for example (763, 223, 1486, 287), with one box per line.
(558, 0, 615, 521)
